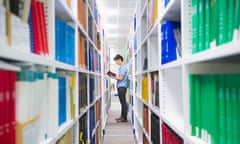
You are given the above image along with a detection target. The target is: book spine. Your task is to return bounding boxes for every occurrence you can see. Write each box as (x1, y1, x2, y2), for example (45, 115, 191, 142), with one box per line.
(192, 0, 198, 53)
(0, 6, 6, 45)
(198, 0, 204, 52)
(204, 0, 210, 50)
(227, 0, 234, 42)
(217, 0, 227, 45)
(218, 75, 226, 144)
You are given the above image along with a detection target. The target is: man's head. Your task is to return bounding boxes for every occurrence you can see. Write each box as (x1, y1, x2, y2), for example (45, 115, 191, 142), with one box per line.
(114, 54, 123, 65)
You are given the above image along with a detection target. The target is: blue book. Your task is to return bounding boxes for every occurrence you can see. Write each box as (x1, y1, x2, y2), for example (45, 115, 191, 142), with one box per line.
(70, 27, 75, 66)
(88, 48, 91, 71)
(161, 21, 179, 64)
(28, 11, 35, 53)
(58, 77, 66, 126)
(161, 23, 166, 64)
(61, 21, 67, 63)
(66, 25, 71, 65)
(132, 111, 134, 125)
(89, 78, 95, 103)
(134, 34, 137, 52)
(55, 19, 61, 61)
(134, 15, 137, 32)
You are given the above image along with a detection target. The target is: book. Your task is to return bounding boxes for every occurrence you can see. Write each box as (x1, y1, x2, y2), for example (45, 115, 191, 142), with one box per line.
(58, 76, 66, 126)
(189, 74, 240, 143)
(89, 77, 95, 104)
(192, 0, 198, 53)
(0, 6, 6, 45)
(47, 73, 59, 138)
(143, 105, 149, 134)
(204, 0, 210, 50)
(55, 18, 75, 65)
(79, 113, 88, 144)
(227, 0, 234, 42)
(78, 0, 86, 30)
(142, 76, 148, 103)
(106, 71, 116, 77)
(198, 0, 204, 52)
(79, 74, 87, 113)
(217, 0, 227, 45)
(161, 21, 180, 64)
(162, 122, 183, 144)
(151, 113, 159, 144)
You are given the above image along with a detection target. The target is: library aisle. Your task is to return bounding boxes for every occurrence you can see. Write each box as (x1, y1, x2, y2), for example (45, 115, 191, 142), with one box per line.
(103, 96, 136, 144)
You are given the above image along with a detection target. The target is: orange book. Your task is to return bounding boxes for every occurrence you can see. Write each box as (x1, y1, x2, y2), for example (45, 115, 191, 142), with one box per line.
(78, 0, 86, 30)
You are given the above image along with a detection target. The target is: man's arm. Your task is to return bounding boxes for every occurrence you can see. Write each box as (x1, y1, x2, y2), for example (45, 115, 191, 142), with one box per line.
(110, 75, 124, 81)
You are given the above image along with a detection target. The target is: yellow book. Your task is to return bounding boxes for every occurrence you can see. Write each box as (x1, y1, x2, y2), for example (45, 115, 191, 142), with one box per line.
(142, 77, 148, 103)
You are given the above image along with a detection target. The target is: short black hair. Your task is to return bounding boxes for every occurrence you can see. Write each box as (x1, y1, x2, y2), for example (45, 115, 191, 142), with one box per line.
(113, 54, 123, 62)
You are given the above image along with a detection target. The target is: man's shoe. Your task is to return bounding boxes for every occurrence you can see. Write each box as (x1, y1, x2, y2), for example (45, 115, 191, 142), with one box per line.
(115, 117, 122, 121)
(117, 118, 128, 122)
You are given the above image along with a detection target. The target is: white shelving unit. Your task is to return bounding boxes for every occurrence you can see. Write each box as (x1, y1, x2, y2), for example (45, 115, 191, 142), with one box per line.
(129, 0, 240, 144)
(0, 0, 108, 144)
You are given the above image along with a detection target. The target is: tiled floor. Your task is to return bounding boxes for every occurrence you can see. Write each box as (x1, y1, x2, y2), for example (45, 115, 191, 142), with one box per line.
(103, 96, 136, 144)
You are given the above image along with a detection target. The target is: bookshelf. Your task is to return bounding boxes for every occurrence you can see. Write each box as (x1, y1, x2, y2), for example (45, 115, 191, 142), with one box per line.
(129, 0, 240, 144)
(0, 0, 109, 144)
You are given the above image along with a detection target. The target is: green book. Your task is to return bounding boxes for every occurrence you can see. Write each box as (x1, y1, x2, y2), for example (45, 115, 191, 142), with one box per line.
(217, 0, 227, 45)
(192, 0, 199, 53)
(237, 79, 240, 143)
(233, 0, 240, 39)
(218, 75, 226, 144)
(210, 0, 217, 47)
(227, 0, 235, 42)
(198, 0, 205, 52)
(207, 75, 217, 144)
(231, 74, 239, 144)
(238, 0, 240, 38)
(225, 75, 233, 144)
(204, 0, 210, 50)
(195, 75, 201, 138)
(189, 75, 196, 136)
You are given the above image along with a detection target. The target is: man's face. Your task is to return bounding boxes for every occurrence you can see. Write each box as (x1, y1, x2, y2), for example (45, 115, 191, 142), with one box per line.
(115, 59, 121, 65)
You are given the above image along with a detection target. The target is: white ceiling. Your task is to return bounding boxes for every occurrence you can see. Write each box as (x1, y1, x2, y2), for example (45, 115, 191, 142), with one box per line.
(97, 0, 137, 61)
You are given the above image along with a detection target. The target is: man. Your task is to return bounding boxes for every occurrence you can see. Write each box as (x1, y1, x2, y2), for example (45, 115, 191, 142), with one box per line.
(110, 54, 128, 122)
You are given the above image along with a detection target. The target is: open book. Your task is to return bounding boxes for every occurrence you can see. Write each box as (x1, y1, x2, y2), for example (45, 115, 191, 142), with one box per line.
(106, 71, 116, 77)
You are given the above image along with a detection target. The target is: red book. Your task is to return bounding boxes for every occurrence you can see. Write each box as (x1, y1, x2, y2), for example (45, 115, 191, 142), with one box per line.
(5, 71, 10, 144)
(31, 0, 43, 55)
(39, 1, 49, 55)
(161, 123, 166, 144)
(9, 71, 16, 144)
(0, 70, 3, 142)
(2, 70, 8, 144)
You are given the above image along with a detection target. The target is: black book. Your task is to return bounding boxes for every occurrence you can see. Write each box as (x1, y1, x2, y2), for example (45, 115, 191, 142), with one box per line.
(151, 113, 160, 144)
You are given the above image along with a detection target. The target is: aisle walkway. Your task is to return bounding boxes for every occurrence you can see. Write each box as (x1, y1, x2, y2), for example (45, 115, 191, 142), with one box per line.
(103, 96, 136, 144)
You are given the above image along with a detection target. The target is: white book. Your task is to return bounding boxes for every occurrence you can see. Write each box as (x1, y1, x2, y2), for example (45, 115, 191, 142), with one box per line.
(16, 74, 29, 123)
(0, 6, 6, 46)
(22, 124, 33, 144)
(47, 74, 58, 138)
(28, 72, 35, 121)
(66, 76, 71, 121)
(20, 21, 30, 53)
(11, 14, 21, 50)
(39, 73, 48, 140)
(30, 119, 41, 144)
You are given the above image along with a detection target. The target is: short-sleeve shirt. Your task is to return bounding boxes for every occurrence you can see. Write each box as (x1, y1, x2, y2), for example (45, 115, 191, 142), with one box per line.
(117, 64, 128, 88)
